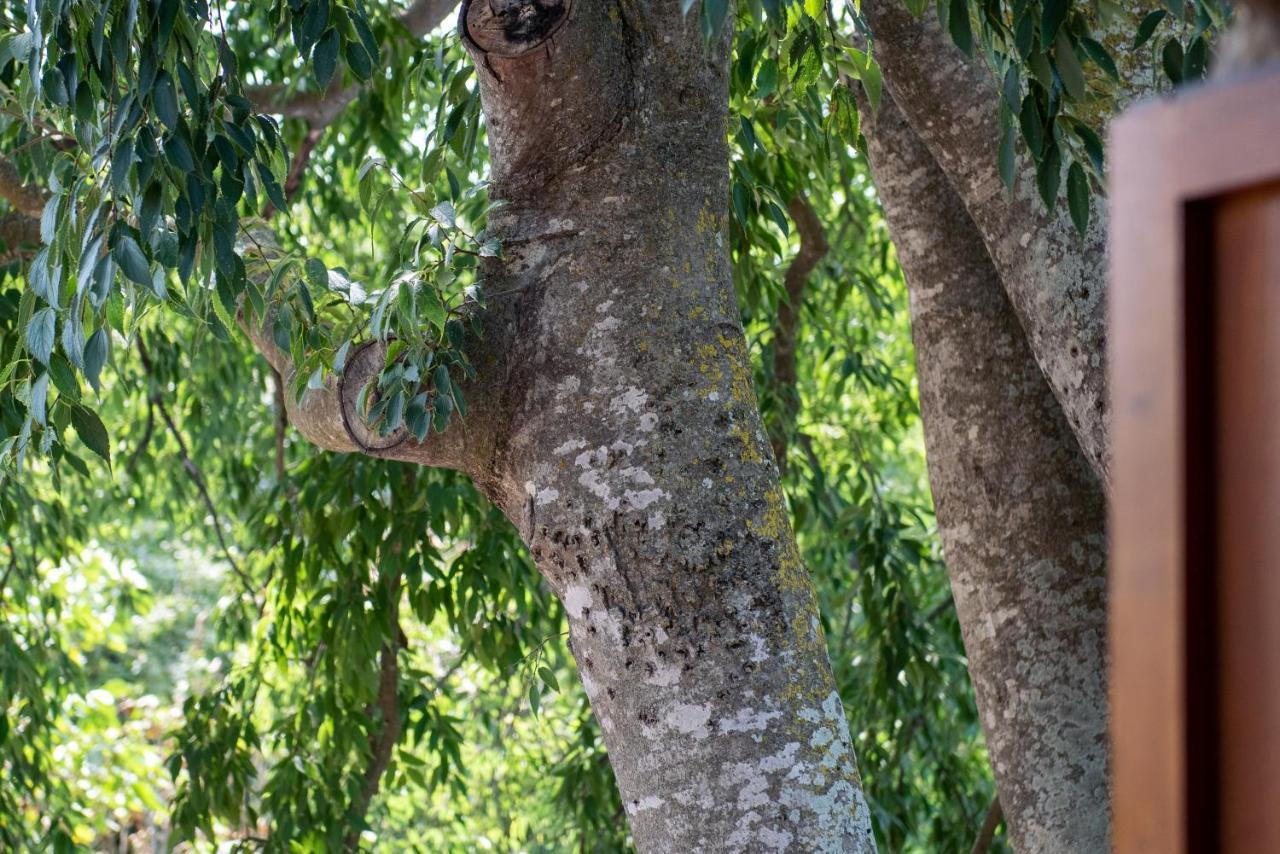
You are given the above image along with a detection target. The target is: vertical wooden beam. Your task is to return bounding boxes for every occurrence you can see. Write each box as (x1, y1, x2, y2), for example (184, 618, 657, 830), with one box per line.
(1110, 67, 1280, 854)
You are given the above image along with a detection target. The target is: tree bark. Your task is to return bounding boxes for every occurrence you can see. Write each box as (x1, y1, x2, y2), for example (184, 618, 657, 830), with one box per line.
(859, 0, 1114, 485)
(860, 92, 1110, 853)
(246, 1, 877, 849)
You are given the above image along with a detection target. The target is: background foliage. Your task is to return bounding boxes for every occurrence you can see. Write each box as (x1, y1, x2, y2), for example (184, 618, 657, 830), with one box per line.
(0, 0, 1219, 849)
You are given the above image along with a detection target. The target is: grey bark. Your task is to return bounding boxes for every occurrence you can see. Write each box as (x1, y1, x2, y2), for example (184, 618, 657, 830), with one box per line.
(247, 1, 876, 850)
(859, 0, 1114, 485)
(859, 92, 1110, 853)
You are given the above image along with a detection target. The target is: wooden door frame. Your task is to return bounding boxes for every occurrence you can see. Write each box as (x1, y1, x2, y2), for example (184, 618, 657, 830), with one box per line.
(1110, 64, 1280, 854)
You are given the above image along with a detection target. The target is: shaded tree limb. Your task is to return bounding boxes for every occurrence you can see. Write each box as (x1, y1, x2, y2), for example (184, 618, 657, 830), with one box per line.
(769, 193, 828, 469)
(272, 368, 288, 483)
(263, 126, 325, 218)
(0, 211, 40, 249)
(970, 796, 1003, 854)
(0, 155, 49, 218)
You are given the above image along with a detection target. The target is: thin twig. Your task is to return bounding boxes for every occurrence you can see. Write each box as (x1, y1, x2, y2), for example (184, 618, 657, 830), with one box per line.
(136, 338, 256, 601)
(0, 536, 20, 603)
(345, 569, 405, 851)
(126, 401, 156, 477)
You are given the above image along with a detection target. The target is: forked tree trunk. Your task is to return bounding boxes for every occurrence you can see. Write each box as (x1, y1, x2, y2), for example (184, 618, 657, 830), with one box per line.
(859, 0, 1123, 485)
(249, 1, 876, 850)
(860, 92, 1109, 852)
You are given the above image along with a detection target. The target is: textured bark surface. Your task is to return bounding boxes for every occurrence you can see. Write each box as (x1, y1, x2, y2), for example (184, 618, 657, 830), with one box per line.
(861, 94, 1110, 852)
(860, 0, 1113, 484)
(463, 3, 873, 849)
(248, 2, 876, 850)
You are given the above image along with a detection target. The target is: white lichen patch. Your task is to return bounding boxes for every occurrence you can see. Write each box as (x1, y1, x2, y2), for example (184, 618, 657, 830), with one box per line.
(610, 386, 648, 414)
(664, 703, 712, 739)
(718, 706, 782, 735)
(563, 583, 592, 619)
(553, 438, 587, 456)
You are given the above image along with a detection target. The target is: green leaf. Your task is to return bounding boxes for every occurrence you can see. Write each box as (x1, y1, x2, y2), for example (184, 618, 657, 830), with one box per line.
(114, 235, 151, 286)
(1067, 161, 1090, 236)
(1041, 0, 1069, 50)
(313, 28, 340, 88)
(948, 0, 974, 57)
(1162, 38, 1184, 84)
(30, 372, 49, 426)
(153, 71, 180, 131)
(1018, 94, 1044, 159)
(430, 201, 456, 228)
(433, 365, 452, 401)
(998, 122, 1017, 189)
(69, 405, 111, 466)
(83, 328, 109, 393)
(1079, 37, 1119, 80)
(1054, 32, 1086, 101)
(420, 287, 447, 331)
(1036, 143, 1062, 209)
(861, 58, 884, 111)
(1133, 10, 1167, 49)
(1183, 37, 1207, 81)
(345, 40, 373, 81)
(537, 666, 560, 692)
(26, 307, 56, 365)
(165, 134, 195, 173)
(305, 258, 328, 290)
(112, 137, 135, 191)
(299, 0, 330, 55)
(50, 352, 78, 400)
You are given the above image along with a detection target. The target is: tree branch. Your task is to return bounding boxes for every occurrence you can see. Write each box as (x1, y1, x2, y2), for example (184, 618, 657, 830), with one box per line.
(0, 211, 40, 249)
(0, 155, 49, 219)
(856, 83, 1109, 852)
(859, 0, 1117, 483)
(247, 0, 458, 122)
(769, 193, 828, 469)
(969, 796, 1003, 854)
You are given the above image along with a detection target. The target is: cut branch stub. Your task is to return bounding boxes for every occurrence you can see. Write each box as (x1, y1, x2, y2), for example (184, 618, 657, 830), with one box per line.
(338, 340, 410, 453)
(465, 0, 571, 55)
(459, 0, 632, 194)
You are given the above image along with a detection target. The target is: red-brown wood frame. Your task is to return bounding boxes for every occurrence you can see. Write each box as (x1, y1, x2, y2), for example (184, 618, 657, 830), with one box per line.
(1110, 65, 1280, 854)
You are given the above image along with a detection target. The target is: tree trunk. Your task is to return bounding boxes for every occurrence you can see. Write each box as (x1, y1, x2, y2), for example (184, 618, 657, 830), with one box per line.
(249, 1, 877, 849)
(859, 93, 1110, 851)
(859, 0, 1116, 484)
(463, 4, 873, 848)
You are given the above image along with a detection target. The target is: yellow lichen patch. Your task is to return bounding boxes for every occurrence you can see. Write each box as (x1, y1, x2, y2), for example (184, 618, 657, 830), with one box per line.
(695, 201, 718, 236)
(687, 305, 705, 321)
(730, 423, 764, 464)
(748, 486, 811, 599)
(716, 332, 756, 404)
(697, 343, 724, 394)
